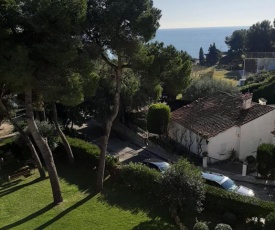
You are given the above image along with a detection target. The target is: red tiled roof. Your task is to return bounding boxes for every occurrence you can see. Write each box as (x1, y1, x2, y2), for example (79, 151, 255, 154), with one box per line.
(171, 91, 275, 138)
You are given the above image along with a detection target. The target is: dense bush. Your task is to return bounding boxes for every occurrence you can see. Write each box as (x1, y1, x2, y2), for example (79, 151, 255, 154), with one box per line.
(147, 103, 170, 136)
(193, 221, 209, 230)
(253, 80, 275, 104)
(183, 76, 239, 102)
(55, 137, 118, 171)
(0, 136, 31, 161)
(37, 121, 59, 150)
(256, 143, 275, 178)
(265, 212, 275, 230)
(205, 185, 275, 219)
(222, 212, 237, 227)
(214, 223, 232, 230)
(160, 158, 205, 213)
(118, 158, 275, 221)
(117, 162, 161, 195)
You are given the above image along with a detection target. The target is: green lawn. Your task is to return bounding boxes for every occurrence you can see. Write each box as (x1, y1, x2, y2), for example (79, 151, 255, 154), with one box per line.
(0, 160, 175, 230)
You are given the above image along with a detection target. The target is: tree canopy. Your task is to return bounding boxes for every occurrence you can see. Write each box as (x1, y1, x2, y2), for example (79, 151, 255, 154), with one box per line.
(205, 43, 221, 66)
(183, 76, 239, 102)
(246, 20, 274, 52)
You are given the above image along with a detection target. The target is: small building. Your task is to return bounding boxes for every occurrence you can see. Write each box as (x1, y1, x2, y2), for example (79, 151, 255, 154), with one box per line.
(169, 91, 275, 162)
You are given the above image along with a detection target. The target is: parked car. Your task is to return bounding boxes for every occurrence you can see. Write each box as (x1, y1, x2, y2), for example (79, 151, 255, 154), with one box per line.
(143, 158, 170, 173)
(202, 171, 255, 197)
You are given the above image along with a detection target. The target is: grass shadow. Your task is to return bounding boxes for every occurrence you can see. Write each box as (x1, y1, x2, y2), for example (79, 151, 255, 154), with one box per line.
(33, 192, 96, 230)
(0, 203, 55, 230)
(55, 158, 97, 193)
(0, 177, 47, 198)
(99, 184, 172, 223)
(132, 219, 176, 230)
(225, 71, 241, 80)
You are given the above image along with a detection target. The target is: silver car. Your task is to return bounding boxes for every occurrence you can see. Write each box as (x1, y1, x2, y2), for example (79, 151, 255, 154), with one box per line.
(143, 158, 170, 173)
(202, 171, 255, 197)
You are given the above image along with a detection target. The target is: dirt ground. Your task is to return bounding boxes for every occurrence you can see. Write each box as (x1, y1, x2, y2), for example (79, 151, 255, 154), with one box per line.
(0, 122, 14, 137)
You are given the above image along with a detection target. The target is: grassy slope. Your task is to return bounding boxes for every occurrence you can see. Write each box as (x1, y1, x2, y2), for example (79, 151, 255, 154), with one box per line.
(0, 161, 175, 230)
(191, 65, 239, 86)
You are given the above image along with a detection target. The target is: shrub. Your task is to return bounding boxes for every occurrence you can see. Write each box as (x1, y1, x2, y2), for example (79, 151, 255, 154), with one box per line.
(214, 223, 232, 230)
(27, 121, 58, 151)
(265, 212, 275, 230)
(246, 155, 256, 164)
(246, 218, 264, 230)
(160, 158, 205, 213)
(222, 212, 237, 227)
(147, 103, 170, 136)
(256, 143, 275, 178)
(193, 221, 209, 230)
(117, 163, 161, 195)
(55, 137, 117, 171)
(204, 185, 275, 219)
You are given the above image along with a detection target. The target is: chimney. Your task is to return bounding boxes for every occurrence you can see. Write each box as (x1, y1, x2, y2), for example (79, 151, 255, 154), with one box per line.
(259, 98, 267, 105)
(242, 93, 252, 109)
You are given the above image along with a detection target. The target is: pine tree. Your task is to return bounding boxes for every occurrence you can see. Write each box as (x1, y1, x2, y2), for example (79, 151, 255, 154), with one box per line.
(199, 47, 205, 65)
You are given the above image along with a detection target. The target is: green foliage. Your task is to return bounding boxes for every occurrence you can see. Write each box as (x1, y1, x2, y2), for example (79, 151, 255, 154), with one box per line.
(193, 221, 209, 230)
(0, 166, 174, 229)
(222, 212, 237, 227)
(205, 43, 221, 66)
(144, 42, 192, 99)
(55, 137, 117, 171)
(0, 136, 31, 161)
(253, 80, 275, 104)
(160, 158, 205, 213)
(204, 185, 275, 219)
(183, 76, 239, 102)
(225, 29, 247, 52)
(34, 121, 58, 151)
(147, 103, 171, 136)
(256, 143, 275, 178)
(199, 47, 205, 65)
(246, 20, 274, 52)
(117, 163, 161, 195)
(265, 212, 275, 230)
(214, 223, 232, 230)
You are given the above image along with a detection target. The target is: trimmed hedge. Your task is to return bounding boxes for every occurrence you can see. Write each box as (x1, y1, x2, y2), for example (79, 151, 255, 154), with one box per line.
(117, 162, 161, 195)
(265, 212, 275, 230)
(256, 143, 275, 178)
(204, 185, 275, 219)
(117, 163, 275, 220)
(55, 137, 118, 171)
(147, 103, 171, 136)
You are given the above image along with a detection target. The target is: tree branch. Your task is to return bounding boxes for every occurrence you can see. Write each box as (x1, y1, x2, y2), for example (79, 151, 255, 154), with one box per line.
(101, 53, 117, 69)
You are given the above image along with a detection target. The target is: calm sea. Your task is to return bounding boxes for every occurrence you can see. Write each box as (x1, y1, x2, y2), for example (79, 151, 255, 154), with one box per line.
(152, 26, 249, 59)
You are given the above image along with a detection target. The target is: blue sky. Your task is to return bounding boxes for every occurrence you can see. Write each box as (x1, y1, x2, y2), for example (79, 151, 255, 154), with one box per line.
(154, 0, 275, 28)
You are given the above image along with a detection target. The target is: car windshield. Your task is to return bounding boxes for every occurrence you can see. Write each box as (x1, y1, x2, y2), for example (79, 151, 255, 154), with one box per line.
(221, 178, 238, 191)
(158, 163, 170, 172)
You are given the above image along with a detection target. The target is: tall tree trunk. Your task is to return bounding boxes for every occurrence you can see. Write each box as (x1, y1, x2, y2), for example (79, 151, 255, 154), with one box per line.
(25, 90, 63, 204)
(96, 66, 122, 192)
(52, 103, 74, 165)
(0, 99, 46, 178)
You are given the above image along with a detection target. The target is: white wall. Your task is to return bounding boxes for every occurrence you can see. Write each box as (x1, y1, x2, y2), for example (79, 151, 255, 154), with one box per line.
(239, 110, 275, 160)
(169, 121, 208, 155)
(170, 109, 275, 161)
(207, 126, 240, 161)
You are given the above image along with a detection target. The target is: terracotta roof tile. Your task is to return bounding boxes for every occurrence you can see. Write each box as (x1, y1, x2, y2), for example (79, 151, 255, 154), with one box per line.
(171, 91, 275, 138)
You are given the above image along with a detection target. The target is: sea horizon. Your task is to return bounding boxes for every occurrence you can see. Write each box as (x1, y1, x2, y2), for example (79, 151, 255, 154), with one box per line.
(158, 25, 250, 30)
(152, 26, 249, 59)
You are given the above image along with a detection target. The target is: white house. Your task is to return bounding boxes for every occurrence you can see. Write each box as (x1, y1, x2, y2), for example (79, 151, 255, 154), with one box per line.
(169, 91, 275, 162)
